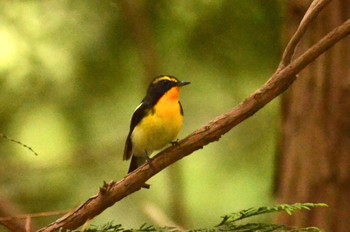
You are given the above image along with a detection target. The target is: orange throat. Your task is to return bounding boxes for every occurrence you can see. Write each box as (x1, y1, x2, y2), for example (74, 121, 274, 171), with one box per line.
(154, 87, 181, 117)
(163, 86, 179, 101)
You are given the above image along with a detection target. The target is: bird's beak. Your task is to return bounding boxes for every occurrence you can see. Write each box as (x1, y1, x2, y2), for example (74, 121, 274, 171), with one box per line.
(178, 81, 190, 87)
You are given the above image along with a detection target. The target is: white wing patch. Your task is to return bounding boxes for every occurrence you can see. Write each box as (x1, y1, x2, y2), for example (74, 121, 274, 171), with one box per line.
(134, 103, 143, 113)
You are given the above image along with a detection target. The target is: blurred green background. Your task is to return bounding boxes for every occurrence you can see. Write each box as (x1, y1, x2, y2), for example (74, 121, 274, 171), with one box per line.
(0, 0, 283, 230)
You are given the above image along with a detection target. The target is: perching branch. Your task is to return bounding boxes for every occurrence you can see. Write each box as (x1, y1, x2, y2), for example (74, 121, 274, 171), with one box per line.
(38, 3, 350, 232)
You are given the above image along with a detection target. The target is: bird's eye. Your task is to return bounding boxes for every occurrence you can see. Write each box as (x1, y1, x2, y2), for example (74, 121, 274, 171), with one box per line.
(163, 81, 171, 88)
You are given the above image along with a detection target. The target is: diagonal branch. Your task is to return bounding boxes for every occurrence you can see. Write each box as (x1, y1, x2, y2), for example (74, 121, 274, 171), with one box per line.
(280, 0, 332, 68)
(38, 13, 350, 232)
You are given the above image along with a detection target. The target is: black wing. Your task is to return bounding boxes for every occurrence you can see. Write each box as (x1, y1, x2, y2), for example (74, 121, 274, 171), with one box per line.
(123, 102, 150, 160)
(179, 101, 184, 115)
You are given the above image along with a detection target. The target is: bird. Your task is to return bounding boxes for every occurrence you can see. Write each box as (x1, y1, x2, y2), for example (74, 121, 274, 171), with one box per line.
(123, 75, 190, 179)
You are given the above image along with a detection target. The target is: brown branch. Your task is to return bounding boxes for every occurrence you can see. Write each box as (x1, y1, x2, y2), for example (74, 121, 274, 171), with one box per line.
(280, 0, 332, 67)
(37, 16, 350, 231)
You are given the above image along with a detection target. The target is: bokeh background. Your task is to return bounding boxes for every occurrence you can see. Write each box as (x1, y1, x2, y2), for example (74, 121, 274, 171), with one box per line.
(0, 0, 284, 230)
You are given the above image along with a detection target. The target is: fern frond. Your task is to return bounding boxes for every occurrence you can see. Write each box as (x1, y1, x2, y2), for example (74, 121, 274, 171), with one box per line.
(217, 203, 327, 226)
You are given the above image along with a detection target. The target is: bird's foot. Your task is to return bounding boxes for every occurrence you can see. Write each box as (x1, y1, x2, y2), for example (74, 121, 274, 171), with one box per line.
(99, 180, 116, 194)
(141, 156, 152, 189)
(145, 156, 155, 170)
(170, 139, 180, 146)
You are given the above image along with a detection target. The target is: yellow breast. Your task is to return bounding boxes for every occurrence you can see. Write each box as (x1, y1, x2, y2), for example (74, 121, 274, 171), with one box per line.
(131, 87, 183, 157)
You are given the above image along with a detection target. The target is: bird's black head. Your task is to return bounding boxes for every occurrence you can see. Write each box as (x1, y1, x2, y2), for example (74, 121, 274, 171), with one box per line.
(144, 75, 190, 104)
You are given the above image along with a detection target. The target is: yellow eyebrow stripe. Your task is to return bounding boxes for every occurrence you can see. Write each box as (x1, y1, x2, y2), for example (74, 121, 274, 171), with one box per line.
(152, 76, 178, 84)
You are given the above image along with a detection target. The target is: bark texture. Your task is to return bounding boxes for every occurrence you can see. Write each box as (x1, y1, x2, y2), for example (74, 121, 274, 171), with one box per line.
(276, 1, 350, 231)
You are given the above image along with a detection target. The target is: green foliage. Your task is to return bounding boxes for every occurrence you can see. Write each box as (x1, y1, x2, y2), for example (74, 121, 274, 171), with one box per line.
(79, 203, 327, 232)
(79, 222, 123, 232)
(217, 203, 328, 226)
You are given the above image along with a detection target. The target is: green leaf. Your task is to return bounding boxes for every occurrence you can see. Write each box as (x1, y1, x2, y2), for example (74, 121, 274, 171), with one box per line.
(80, 203, 327, 232)
(216, 203, 327, 226)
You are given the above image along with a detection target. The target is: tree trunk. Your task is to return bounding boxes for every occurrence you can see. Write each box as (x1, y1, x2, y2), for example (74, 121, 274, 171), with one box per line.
(276, 0, 350, 231)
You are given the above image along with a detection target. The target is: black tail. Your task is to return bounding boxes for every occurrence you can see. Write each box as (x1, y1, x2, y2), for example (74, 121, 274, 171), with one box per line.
(128, 156, 145, 173)
(127, 156, 150, 189)
(128, 156, 138, 173)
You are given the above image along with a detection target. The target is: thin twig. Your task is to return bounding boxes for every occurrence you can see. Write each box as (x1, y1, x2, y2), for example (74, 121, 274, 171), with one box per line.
(287, 18, 350, 76)
(0, 133, 39, 156)
(0, 210, 69, 222)
(280, 0, 332, 68)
